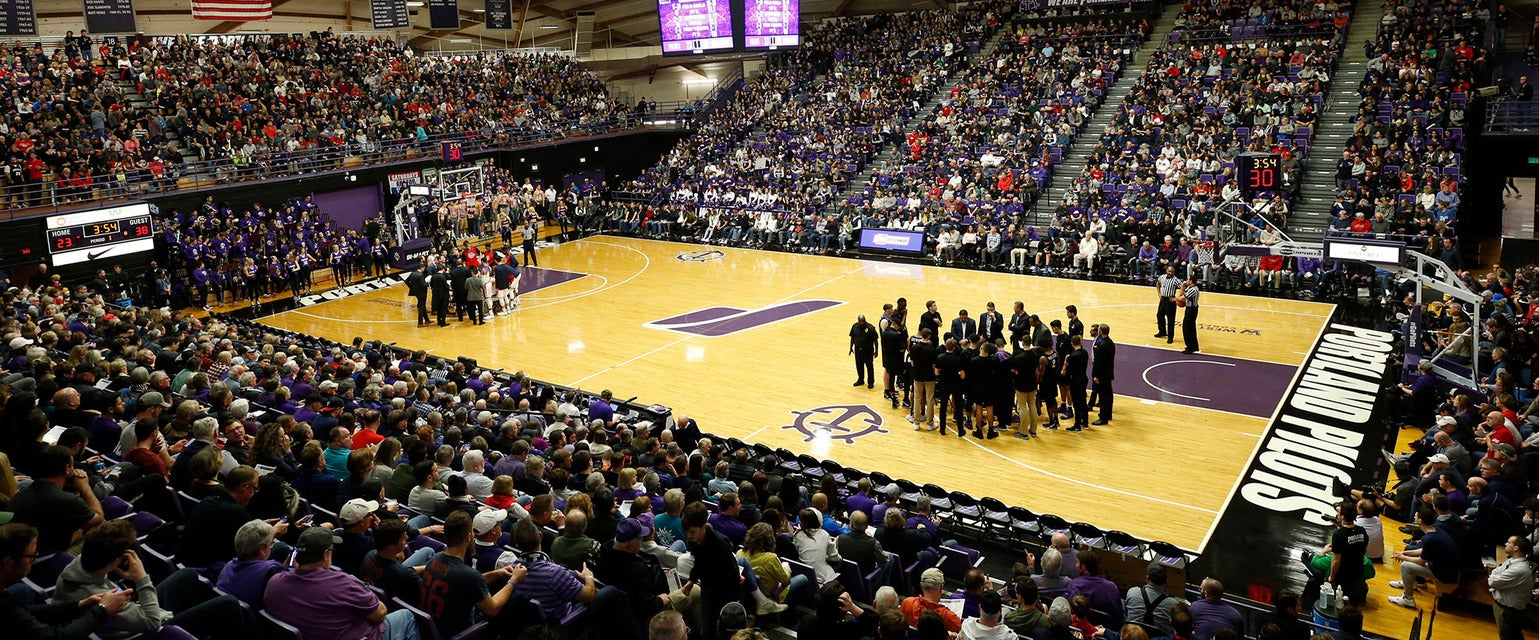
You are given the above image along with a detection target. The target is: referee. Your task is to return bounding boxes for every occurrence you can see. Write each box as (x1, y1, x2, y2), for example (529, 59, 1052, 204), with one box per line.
(1181, 277, 1201, 354)
(521, 220, 539, 267)
(1155, 267, 1181, 343)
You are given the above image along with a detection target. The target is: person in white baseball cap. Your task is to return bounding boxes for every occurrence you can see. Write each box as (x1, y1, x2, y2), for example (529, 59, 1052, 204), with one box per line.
(470, 508, 509, 570)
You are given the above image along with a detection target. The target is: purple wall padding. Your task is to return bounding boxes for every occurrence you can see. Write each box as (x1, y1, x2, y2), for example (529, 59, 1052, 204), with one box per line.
(312, 184, 384, 231)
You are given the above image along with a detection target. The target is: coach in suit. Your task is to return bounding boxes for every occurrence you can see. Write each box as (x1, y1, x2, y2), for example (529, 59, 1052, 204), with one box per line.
(1008, 302, 1030, 350)
(464, 269, 486, 325)
(979, 302, 1005, 344)
(1090, 325, 1116, 425)
(430, 271, 451, 327)
(918, 301, 944, 346)
(406, 267, 429, 325)
(950, 310, 977, 343)
(450, 261, 472, 321)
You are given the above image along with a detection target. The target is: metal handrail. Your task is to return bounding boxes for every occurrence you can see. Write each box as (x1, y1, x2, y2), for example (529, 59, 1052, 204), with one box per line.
(0, 114, 678, 220)
(1485, 98, 1539, 131)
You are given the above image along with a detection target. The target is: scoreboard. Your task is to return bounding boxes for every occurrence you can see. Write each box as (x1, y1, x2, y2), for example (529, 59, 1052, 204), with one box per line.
(46, 203, 157, 266)
(1237, 152, 1281, 200)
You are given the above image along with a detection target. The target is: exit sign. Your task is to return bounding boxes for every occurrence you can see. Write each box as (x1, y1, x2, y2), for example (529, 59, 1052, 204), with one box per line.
(1529, 157, 1539, 164)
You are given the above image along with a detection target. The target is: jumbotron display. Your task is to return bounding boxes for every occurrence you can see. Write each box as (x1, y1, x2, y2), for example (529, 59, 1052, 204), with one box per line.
(658, 0, 735, 56)
(743, 0, 799, 49)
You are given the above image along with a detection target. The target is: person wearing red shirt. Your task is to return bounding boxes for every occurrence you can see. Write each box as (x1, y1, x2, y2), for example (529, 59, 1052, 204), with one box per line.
(351, 410, 386, 450)
(123, 419, 172, 481)
(1349, 213, 1372, 233)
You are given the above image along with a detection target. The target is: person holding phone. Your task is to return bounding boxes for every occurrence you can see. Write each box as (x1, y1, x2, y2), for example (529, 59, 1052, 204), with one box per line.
(54, 520, 247, 638)
(0, 523, 134, 638)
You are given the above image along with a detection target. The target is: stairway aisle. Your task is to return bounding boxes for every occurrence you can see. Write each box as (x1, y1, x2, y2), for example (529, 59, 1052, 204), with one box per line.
(1027, 7, 1182, 226)
(1286, 2, 1387, 242)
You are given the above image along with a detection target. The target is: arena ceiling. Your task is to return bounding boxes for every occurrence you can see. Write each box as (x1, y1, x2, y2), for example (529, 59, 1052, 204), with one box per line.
(28, 0, 941, 80)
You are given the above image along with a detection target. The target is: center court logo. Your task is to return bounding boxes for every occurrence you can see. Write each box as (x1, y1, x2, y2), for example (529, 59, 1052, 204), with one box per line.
(780, 405, 889, 444)
(675, 250, 726, 262)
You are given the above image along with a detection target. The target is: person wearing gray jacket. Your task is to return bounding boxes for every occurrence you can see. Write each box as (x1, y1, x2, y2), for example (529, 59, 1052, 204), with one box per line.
(52, 520, 246, 639)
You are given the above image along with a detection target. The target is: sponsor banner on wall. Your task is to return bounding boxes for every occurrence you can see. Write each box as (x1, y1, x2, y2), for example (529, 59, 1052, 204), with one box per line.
(1190, 323, 1396, 604)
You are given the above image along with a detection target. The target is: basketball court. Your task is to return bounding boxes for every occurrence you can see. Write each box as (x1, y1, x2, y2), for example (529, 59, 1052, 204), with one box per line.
(258, 235, 1338, 552)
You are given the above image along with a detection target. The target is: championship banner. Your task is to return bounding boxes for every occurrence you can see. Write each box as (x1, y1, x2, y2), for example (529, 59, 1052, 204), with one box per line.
(0, 0, 37, 36)
(83, 0, 136, 34)
(369, 0, 409, 29)
(484, 0, 512, 29)
(191, 0, 272, 21)
(428, 0, 459, 29)
(1190, 323, 1396, 604)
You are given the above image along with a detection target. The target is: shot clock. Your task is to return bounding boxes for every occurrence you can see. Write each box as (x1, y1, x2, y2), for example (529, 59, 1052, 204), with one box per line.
(1236, 152, 1281, 199)
(441, 141, 463, 163)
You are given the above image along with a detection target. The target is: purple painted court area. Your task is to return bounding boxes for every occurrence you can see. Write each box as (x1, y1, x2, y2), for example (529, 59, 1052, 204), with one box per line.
(517, 267, 586, 295)
(650, 300, 845, 337)
(1089, 346, 1295, 418)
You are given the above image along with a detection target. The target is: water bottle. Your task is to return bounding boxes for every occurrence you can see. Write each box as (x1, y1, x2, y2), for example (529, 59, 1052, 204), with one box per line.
(1333, 585, 1344, 612)
(1316, 585, 1332, 611)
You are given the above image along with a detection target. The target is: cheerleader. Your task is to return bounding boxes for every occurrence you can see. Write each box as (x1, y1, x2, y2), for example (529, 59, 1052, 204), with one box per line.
(333, 241, 352, 285)
(264, 254, 283, 297)
(297, 249, 316, 294)
(241, 258, 261, 303)
(286, 253, 304, 298)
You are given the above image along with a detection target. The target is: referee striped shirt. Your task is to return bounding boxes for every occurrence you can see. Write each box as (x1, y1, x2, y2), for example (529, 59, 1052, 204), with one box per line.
(1157, 275, 1181, 298)
(1183, 285, 1200, 308)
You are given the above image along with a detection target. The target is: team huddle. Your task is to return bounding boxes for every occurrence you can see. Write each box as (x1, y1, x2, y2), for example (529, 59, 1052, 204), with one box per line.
(848, 299, 1116, 439)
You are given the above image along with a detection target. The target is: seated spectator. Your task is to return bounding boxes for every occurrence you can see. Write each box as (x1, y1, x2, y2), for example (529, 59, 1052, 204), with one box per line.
(901, 567, 962, 633)
(508, 516, 639, 637)
(551, 509, 603, 571)
(177, 466, 280, 568)
(8, 444, 105, 555)
(597, 517, 701, 632)
(741, 522, 809, 607)
(1004, 578, 1048, 636)
(1124, 562, 1178, 634)
(1039, 596, 1076, 640)
(263, 526, 419, 640)
(0, 523, 132, 637)
(359, 517, 427, 606)
(710, 492, 749, 547)
(54, 519, 246, 638)
(1067, 552, 1124, 621)
(837, 511, 892, 585)
(324, 427, 354, 480)
(793, 508, 842, 584)
(1387, 508, 1461, 609)
(798, 580, 878, 640)
(168, 417, 238, 492)
(1188, 578, 1243, 640)
(958, 589, 1012, 640)
(216, 519, 290, 609)
(407, 460, 448, 516)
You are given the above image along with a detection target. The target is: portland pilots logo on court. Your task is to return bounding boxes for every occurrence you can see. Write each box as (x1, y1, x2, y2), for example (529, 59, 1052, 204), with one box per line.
(675, 250, 726, 262)
(781, 405, 888, 444)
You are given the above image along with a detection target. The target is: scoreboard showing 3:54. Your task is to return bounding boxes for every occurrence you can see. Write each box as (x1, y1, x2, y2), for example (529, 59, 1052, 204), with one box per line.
(46, 203, 158, 267)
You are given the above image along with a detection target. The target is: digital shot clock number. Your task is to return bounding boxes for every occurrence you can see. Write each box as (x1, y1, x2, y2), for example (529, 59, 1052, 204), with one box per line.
(1237, 152, 1281, 199)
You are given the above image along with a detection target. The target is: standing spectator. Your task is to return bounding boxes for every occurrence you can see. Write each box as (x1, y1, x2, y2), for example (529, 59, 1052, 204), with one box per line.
(1490, 536, 1534, 640)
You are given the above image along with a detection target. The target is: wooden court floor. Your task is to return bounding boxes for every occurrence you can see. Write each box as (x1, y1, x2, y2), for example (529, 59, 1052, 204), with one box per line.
(260, 236, 1337, 551)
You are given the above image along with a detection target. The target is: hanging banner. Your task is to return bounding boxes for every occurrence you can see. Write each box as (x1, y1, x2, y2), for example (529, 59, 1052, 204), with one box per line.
(1, 0, 38, 36)
(485, 0, 512, 29)
(370, 0, 409, 29)
(428, 0, 459, 29)
(83, 0, 137, 34)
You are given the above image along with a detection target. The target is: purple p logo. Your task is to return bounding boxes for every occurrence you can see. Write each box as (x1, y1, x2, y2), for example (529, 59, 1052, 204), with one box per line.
(646, 300, 844, 337)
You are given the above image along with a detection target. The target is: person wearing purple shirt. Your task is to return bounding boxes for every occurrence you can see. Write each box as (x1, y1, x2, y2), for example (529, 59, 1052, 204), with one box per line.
(709, 494, 749, 547)
(264, 527, 418, 640)
(216, 519, 292, 608)
(1188, 579, 1243, 640)
(1065, 553, 1123, 622)
(588, 390, 615, 425)
(845, 480, 877, 519)
(1135, 242, 1158, 276)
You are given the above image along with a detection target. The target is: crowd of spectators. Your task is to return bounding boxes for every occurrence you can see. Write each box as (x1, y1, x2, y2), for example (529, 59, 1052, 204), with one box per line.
(0, 29, 626, 209)
(1170, 0, 1354, 41)
(1324, 0, 1485, 244)
(0, 273, 1398, 640)
(620, 1, 1014, 224)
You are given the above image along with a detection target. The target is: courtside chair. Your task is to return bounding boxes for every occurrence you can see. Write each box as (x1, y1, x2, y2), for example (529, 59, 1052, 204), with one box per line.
(946, 491, 986, 540)
(1103, 530, 1147, 558)
(774, 448, 802, 474)
(1147, 540, 1192, 570)
(1036, 513, 1073, 540)
(868, 471, 895, 491)
(921, 483, 953, 514)
(1006, 506, 1041, 547)
(978, 497, 1012, 542)
(894, 479, 923, 508)
(1070, 522, 1108, 550)
(819, 459, 847, 485)
(798, 454, 825, 480)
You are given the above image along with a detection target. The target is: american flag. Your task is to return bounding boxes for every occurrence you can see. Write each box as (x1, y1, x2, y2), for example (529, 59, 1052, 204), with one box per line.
(191, 0, 273, 20)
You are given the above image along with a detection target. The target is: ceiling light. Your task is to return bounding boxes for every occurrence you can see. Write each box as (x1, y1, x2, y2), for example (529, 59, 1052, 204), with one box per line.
(540, 24, 560, 29)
